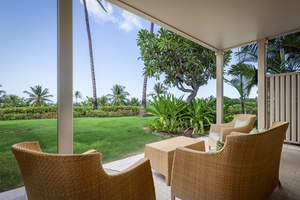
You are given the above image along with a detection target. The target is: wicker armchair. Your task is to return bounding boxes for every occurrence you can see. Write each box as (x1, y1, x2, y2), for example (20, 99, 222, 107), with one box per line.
(171, 121, 289, 200)
(208, 114, 256, 149)
(12, 142, 156, 200)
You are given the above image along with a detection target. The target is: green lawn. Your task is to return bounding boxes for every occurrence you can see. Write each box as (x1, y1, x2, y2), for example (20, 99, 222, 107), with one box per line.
(0, 116, 169, 193)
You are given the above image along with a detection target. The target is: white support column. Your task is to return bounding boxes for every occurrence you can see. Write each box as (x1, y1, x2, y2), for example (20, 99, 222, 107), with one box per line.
(215, 51, 224, 124)
(57, 0, 73, 154)
(257, 39, 267, 129)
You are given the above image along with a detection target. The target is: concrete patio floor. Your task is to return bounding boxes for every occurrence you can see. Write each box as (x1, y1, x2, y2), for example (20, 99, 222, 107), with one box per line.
(1, 137, 299, 200)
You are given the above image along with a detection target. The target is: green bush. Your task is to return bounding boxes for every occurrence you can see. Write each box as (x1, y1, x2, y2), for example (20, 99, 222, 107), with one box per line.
(147, 94, 217, 135)
(0, 106, 141, 120)
(146, 94, 187, 133)
(185, 97, 216, 135)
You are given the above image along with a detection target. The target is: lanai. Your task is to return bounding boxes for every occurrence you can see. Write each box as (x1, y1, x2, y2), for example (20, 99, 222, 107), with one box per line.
(57, 0, 300, 153)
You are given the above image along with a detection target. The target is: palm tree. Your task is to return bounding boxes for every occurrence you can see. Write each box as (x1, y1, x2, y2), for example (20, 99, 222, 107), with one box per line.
(0, 85, 6, 107)
(81, 96, 93, 107)
(228, 48, 258, 90)
(140, 22, 154, 117)
(106, 84, 130, 106)
(0, 85, 6, 97)
(82, 0, 106, 110)
(148, 82, 169, 98)
(74, 91, 82, 104)
(23, 85, 53, 106)
(130, 97, 141, 106)
(98, 95, 109, 106)
(236, 32, 300, 74)
(225, 63, 256, 113)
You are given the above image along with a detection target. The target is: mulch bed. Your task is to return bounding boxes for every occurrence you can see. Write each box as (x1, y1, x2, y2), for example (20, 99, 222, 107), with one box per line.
(143, 127, 209, 138)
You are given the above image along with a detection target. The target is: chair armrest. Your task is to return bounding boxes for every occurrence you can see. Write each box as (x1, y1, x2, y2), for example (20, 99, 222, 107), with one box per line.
(220, 126, 251, 141)
(229, 131, 248, 136)
(82, 149, 98, 155)
(109, 158, 155, 200)
(12, 141, 42, 152)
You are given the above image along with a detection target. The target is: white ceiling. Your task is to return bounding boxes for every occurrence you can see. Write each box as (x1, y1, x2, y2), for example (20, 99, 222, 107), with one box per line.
(106, 0, 300, 51)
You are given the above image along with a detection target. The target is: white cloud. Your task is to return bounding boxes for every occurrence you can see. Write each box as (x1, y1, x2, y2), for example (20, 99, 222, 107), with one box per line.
(119, 10, 142, 32)
(81, 0, 143, 32)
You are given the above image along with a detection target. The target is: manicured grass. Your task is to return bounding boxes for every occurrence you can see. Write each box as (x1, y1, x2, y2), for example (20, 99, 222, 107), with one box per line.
(0, 117, 169, 193)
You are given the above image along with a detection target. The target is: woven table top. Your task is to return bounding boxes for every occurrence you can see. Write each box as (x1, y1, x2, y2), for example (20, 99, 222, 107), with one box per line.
(146, 136, 203, 152)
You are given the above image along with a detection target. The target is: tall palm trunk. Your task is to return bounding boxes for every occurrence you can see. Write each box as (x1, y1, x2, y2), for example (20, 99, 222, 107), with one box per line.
(140, 74, 148, 117)
(83, 0, 98, 110)
(140, 22, 154, 117)
(239, 75, 246, 114)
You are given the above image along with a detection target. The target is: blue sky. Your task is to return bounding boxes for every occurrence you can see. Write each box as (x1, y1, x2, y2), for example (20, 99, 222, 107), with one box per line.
(0, 0, 257, 103)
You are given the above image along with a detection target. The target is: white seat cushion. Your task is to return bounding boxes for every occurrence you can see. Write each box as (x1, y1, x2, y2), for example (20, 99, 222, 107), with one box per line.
(233, 120, 248, 128)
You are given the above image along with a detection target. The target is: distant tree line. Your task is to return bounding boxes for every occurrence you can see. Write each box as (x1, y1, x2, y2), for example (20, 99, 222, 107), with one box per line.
(0, 83, 167, 108)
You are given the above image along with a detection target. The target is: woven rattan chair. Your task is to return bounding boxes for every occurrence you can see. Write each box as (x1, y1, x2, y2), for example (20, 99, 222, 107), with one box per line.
(208, 114, 256, 149)
(12, 142, 156, 200)
(171, 121, 289, 200)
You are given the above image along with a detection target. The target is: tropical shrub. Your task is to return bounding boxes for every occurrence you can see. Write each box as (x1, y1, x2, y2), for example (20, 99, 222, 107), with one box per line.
(146, 94, 187, 133)
(185, 97, 216, 135)
(147, 94, 217, 135)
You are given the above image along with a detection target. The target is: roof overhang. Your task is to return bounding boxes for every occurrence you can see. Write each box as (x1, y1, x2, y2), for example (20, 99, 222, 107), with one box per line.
(106, 0, 300, 51)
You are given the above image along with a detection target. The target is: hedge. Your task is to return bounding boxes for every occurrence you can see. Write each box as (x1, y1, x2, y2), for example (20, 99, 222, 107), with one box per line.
(0, 106, 141, 120)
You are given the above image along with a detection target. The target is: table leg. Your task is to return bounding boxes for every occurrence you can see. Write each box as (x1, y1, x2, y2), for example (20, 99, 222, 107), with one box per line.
(166, 174, 171, 186)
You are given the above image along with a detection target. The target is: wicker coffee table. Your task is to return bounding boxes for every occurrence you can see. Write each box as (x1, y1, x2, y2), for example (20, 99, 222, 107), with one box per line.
(144, 136, 205, 186)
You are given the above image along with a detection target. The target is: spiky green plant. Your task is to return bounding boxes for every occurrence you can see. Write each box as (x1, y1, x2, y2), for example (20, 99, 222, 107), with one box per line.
(186, 97, 216, 135)
(147, 93, 186, 133)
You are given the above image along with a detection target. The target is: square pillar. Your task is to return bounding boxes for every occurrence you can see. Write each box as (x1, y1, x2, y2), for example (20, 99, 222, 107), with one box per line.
(257, 39, 267, 129)
(215, 51, 224, 124)
(57, 0, 73, 154)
